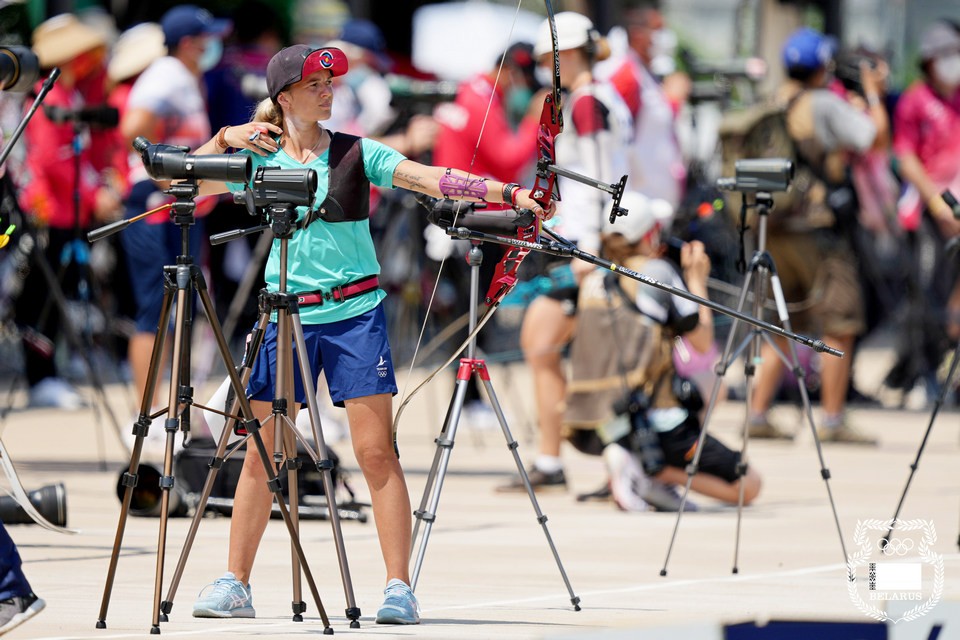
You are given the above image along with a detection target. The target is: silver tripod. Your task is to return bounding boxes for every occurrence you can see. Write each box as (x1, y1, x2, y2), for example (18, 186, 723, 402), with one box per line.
(409, 241, 580, 609)
(660, 192, 850, 576)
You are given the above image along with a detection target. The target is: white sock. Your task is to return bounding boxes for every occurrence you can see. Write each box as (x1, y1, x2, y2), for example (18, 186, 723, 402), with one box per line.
(534, 455, 563, 473)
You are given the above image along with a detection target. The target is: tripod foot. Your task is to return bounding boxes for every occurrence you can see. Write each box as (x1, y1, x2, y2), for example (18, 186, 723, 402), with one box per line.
(571, 596, 582, 611)
(659, 569, 667, 577)
(346, 606, 361, 628)
(292, 613, 303, 622)
(732, 567, 739, 575)
(95, 619, 106, 629)
(150, 625, 160, 634)
(323, 626, 334, 635)
(159, 613, 168, 622)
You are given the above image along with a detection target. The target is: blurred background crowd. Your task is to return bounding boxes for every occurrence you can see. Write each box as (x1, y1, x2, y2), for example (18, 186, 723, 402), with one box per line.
(0, 0, 957, 433)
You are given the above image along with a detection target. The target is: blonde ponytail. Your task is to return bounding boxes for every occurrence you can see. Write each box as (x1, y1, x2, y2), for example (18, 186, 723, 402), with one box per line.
(252, 97, 283, 129)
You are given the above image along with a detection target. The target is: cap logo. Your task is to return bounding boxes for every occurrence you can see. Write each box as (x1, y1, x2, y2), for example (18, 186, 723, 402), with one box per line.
(318, 50, 336, 69)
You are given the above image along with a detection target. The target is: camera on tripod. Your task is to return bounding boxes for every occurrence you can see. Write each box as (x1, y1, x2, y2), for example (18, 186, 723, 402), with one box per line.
(133, 136, 251, 183)
(716, 158, 794, 193)
(835, 48, 880, 96)
(234, 165, 318, 214)
(44, 104, 120, 129)
(0, 45, 39, 93)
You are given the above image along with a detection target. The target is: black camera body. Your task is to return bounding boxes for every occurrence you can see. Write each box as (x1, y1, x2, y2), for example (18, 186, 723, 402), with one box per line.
(44, 105, 119, 129)
(716, 158, 794, 193)
(0, 46, 39, 93)
(234, 165, 318, 214)
(133, 136, 251, 183)
(835, 49, 879, 96)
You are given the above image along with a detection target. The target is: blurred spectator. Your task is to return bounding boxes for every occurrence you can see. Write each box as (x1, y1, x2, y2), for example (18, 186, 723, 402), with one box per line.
(563, 191, 759, 511)
(499, 11, 634, 493)
(106, 22, 167, 189)
(203, 1, 283, 339)
(325, 18, 436, 156)
(432, 41, 541, 185)
(205, 0, 282, 132)
(0, 521, 44, 635)
(597, 2, 687, 217)
(119, 5, 229, 402)
(15, 14, 119, 409)
(884, 20, 960, 402)
(431, 41, 542, 428)
(747, 27, 887, 444)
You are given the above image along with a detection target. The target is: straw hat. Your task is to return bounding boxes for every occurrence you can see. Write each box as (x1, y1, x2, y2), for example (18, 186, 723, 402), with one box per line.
(108, 22, 166, 82)
(32, 13, 106, 68)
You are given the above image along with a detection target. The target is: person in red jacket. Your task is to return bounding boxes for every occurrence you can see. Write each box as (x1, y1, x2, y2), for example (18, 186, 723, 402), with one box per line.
(15, 14, 121, 409)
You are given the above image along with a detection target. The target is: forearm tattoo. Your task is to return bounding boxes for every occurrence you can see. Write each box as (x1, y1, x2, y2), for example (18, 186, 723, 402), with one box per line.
(394, 168, 428, 191)
(438, 169, 487, 200)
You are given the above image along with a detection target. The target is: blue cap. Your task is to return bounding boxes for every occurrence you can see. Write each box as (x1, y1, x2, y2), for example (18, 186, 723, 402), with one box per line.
(161, 5, 231, 49)
(339, 19, 391, 71)
(782, 27, 836, 72)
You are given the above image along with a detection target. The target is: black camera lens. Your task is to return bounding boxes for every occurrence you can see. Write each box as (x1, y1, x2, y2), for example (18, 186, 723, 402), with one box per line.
(0, 46, 39, 93)
(133, 137, 251, 183)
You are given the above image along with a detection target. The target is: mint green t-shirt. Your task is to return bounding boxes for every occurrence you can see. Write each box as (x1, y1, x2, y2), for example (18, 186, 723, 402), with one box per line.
(227, 136, 406, 324)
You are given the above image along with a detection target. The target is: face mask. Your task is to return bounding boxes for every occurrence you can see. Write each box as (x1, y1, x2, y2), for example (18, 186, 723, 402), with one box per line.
(506, 86, 533, 121)
(198, 38, 223, 73)
(934, 53, 960, 89)
(648, 29, 677, 76)
(534, 65, 554, 88)
(650, 29, 677, 60)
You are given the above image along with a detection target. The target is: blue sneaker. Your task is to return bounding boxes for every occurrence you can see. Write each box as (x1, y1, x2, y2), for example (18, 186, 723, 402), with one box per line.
(375, 579, 420, 624)
(192, 572, 255, 618)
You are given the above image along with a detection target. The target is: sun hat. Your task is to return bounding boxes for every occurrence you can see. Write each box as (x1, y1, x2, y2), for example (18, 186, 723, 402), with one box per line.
(32, 13, 106, 68)
(107, 22, 166, 83)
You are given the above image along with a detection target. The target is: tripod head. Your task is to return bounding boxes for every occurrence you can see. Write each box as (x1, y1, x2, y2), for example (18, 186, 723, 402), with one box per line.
(718, 159, 794, 274)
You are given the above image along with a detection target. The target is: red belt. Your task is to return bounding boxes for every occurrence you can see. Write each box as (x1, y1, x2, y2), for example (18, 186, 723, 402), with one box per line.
(295, 275, 380, 307)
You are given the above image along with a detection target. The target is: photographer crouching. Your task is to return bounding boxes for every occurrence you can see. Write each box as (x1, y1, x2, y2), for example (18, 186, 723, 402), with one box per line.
(563, 191, 761, 512)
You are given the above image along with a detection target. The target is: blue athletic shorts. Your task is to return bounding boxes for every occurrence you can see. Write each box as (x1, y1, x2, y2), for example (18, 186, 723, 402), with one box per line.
(245, 304, 398, 407)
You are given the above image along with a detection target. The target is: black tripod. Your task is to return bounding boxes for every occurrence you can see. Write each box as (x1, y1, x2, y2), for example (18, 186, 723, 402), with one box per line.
(405, 239, 580, 609)
(0, 186, 126, 466)
(0, 68, 125, 465)
(92, 185, 334, 635)
(883, 337, 960, 544)
(660, 192, 849, 576)
(158, 203, 360, 628)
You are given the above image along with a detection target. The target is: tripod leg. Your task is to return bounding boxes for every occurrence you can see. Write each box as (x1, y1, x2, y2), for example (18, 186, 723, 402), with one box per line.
(661, 267, 757, 577)
(271, 310, 308, 621)
(96, 279, 176, 629)
(764, 269, 851, 575)
(159, 308, 269, 618)
(194, 285, 333, 632)
(731, 257, 775, 576)
(148, 271, 197, 633)
(477, 363, 581, 610)
(410, 361, 471, 590)
(290, 313, 361, 627)
(884, 339, 960, 545)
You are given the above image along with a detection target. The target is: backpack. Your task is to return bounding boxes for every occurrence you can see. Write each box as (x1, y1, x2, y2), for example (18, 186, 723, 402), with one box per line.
(718, 101, 801, 219)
